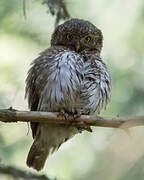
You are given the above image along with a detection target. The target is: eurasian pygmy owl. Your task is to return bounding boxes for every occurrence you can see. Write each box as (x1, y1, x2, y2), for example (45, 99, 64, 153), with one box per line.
(25, 18, 111, 171)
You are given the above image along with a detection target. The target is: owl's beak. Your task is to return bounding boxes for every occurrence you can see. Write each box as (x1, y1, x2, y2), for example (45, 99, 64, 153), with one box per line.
(75, 43, 81, 52)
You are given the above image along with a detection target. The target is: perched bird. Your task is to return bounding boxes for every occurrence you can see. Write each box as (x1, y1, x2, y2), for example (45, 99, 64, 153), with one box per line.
(25, 18, 111, 171)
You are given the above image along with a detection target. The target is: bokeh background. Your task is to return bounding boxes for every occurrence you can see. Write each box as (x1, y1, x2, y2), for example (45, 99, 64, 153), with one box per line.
(0, 0, 144, 179)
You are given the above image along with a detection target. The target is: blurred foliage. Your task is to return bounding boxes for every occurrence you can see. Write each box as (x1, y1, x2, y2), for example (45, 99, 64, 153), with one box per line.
(0, 0, 144, 179)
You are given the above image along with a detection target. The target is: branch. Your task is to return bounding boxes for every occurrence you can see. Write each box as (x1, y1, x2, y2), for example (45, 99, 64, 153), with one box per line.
(0, 108, 144, 130)
(0, 163, 52, 180)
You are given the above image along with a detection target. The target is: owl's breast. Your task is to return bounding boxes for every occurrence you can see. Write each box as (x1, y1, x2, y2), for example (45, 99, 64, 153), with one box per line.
(37, 50, 84, 112)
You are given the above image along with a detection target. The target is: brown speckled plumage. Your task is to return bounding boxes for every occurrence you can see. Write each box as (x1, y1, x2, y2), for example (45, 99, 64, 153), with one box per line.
(25, 18, 111, 171)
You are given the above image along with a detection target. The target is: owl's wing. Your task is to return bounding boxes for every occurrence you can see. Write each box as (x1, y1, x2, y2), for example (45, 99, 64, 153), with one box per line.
(25, 47, 84, 138)
(83, 57, 111, 114)
(25, 49, 52, 138)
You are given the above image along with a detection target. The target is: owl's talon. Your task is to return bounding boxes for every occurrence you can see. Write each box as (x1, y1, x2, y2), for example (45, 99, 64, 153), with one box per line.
(67, 112, 82, 127)
(57, 110, 74, 127)
(57, 110, 69, 121)
(73, 112, 82, 120)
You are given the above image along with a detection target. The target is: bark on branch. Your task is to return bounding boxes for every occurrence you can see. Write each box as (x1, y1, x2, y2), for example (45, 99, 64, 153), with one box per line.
(0, 108, 144, 130)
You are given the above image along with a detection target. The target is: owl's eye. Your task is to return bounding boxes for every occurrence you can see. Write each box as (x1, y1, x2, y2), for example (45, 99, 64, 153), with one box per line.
(66, 33, 73, 40)
(85, 36, 91, 42)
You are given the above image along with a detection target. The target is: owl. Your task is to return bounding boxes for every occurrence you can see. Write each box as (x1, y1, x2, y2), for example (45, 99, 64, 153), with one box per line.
(25, 18, 111, 171)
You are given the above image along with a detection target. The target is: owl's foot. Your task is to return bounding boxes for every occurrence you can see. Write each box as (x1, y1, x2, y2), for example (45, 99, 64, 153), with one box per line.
(57, 110, 76, 127)
(57, 110, 69, 121)
(64, 111, 93, 133)
(67, 112, 92, 133)
(58, 110, 81, 121)
(72, 111, 82, 119)
(57, 110, 92, 133)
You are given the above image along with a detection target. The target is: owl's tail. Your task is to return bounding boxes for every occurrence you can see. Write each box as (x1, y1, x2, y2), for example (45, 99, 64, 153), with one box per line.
(26, 124, 77, 171)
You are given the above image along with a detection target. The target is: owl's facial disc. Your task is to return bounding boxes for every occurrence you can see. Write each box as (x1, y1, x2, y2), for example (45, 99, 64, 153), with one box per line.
(51, 18, 103, 53)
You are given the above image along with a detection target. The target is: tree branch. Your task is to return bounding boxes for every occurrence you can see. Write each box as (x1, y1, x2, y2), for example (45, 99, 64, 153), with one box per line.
(0, 163, 52, 180)
(0, 108, 144, 130)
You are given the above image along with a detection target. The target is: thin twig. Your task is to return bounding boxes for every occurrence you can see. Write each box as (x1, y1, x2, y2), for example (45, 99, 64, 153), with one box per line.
(61, 0, 70, 19)
(42, 0, 71, 28)
(0, 108, 144, 129)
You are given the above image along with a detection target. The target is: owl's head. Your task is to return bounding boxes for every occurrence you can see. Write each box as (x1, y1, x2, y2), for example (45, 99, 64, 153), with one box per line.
(51, 18, 103, 53)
